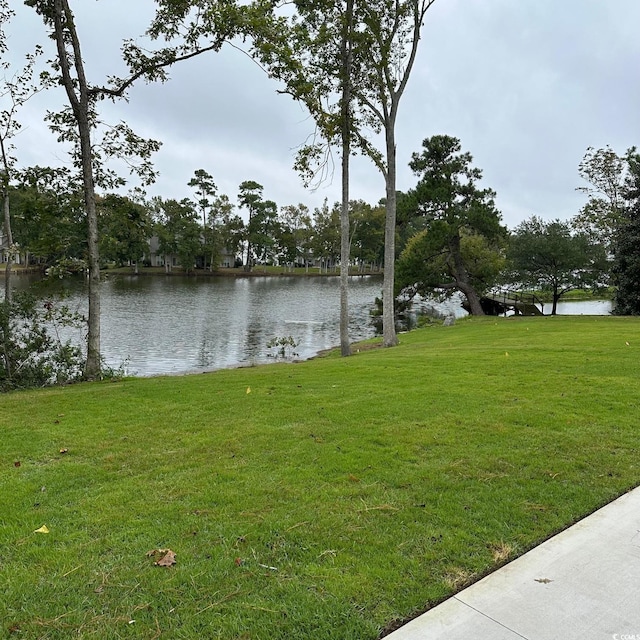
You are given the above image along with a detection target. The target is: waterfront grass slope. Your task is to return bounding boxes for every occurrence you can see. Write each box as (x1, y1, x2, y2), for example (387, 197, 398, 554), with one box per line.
(1, 315, 639, 638)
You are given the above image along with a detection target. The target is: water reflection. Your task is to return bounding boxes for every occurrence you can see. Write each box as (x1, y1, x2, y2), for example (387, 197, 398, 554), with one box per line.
(16, 275, 384, 376)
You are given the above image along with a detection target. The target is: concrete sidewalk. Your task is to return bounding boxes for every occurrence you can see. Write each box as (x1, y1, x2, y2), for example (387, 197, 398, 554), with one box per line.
(386, 486, 640, 640)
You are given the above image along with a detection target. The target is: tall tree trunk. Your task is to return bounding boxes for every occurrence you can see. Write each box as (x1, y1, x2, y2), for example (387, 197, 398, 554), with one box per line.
(339, 0, 353, 358)
(382, 127, 399, 347)
(2, 191, 12, 302)
(552, 284, 559, 315)
(53, 0, 101, 378)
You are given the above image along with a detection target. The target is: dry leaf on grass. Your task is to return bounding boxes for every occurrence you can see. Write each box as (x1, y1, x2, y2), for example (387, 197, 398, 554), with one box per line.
(34, 525, 50, 534)
(146, 548, 176, 567)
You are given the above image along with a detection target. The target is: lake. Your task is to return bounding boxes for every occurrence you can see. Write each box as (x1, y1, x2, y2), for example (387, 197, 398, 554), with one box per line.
(21, 274, 386, 377)
(11, 274, 612, 377)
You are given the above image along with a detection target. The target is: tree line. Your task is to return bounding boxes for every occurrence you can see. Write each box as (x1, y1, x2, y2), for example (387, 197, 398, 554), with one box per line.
(4, 167, 386, 274)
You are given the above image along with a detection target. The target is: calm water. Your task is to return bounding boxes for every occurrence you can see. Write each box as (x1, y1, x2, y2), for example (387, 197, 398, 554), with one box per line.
(11, 275, 613, 377)
(24, 275, 385, 376)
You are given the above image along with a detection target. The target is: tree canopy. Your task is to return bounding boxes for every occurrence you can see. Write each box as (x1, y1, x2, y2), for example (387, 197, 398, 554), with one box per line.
(612, 152, 640, 314)
(506, 216, 608, 315)
(396, 135, 506, 315)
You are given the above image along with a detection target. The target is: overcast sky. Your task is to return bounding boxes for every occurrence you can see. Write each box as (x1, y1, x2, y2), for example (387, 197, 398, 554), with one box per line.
(3, 0, 640, 230)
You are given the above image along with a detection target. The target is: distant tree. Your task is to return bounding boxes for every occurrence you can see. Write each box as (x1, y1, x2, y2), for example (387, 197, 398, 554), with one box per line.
(188, 169, 217, 229)
(398, 135, 507, 315)
(11, 166, 85, 268)
(573, 145, 635, 248)
(351, 201, 385, 271)
(98, 194, 151, 272)
(206, 193, 235, 269)
(612, 152, 640, 314)
(507, 216, 608, 315)
(237, 181, 278, 269)
(312, 200, 341, 273)
(279, 204, 314, 270)
(154, 198, 201, 273)
(219, 209, 245, 266)
(188, 170, 229, 270)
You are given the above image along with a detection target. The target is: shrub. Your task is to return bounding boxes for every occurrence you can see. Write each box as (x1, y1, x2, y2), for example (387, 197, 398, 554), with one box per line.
(0, 291, 84, 391)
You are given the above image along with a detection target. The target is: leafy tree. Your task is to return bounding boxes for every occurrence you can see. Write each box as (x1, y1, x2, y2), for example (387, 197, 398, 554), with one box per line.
(612, 152, 640, 314)
(398, 135, 506, 315)
(250, 0, 358, 353)
(278, 203, 314, 270)
(397, 227, 504, 311)
(507, 216, 608, 315)
(238, 181, 278, 269)
(253, 0, 437, 347)
(25, 0, 243, 379)
(188, 169, 217, 229)
(206, 192, 236, 269)
(10, 166, 85, 268)
(98, 194, 152, 272)
(153, 198, 201, 274)
(573, 146, 627, 246)
(349, 0, 438, 344)
(188, 169, 224, 270)
(219, 209, 245, 266)
(312, 200, 341, 273)
(351, 200, 385, 271)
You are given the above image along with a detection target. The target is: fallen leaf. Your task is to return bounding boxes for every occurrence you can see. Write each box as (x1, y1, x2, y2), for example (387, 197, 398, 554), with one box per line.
(246, 387, 251, 394)
(34, 525, 50, 534)
(59, 448, 68, 454)
(535, 577, 553, 584)
(626, 341, 630, 346)
(146, 548, 176, 567)
(505, 352, 509, 357)
(157, 551, 176, 567)
(234, 557, 244, 566)
(14, 461, 21, 468)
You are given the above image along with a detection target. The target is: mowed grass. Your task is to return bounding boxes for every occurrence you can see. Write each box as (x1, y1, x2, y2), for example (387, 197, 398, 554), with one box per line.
(1, 315, 639, 639)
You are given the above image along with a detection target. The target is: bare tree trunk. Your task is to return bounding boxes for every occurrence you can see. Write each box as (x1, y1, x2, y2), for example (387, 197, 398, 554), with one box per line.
(2, 191, 12, 302)
(53, 0, 101, 378)
(382, 127, 399, 347)
(339, 0, 353, 358)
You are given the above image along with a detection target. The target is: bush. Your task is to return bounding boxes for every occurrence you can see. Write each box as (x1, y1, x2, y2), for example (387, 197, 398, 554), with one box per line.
(0, 291, 85, 392)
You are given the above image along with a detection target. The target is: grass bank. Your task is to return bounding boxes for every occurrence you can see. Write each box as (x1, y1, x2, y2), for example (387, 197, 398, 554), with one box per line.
(1, 316, 639, 639)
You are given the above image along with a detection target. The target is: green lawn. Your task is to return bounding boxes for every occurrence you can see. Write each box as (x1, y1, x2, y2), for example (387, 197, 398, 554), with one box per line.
(1, 315, 639, 639)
